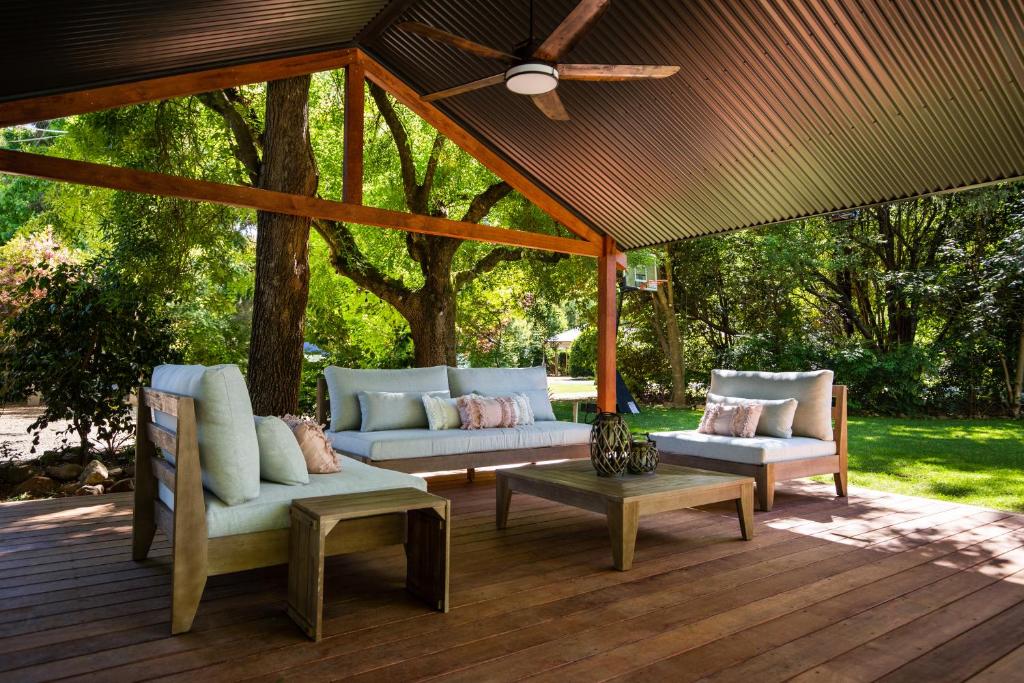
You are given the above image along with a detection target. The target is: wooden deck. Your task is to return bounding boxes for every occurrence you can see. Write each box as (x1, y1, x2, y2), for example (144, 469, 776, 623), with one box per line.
(2, 478, 1024, 682)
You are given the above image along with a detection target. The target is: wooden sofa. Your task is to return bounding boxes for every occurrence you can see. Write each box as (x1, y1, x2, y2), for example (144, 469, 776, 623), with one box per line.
(132, 384, 427, 634)
(654, 377, 847, 512)
(315, 372, 590, 477)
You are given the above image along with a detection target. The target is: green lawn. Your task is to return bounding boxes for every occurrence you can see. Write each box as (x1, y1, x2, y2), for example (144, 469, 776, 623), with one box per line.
(551, 402, 1024, 512)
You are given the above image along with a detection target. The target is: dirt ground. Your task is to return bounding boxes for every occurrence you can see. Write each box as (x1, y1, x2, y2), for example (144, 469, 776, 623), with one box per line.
(0, 405, 104, 460)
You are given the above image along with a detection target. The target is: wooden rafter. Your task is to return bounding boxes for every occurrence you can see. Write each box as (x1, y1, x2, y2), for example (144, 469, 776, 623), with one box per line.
(0, 50, 357, 129)
(0, 149, 599, 258)
(356, 50, 603, 246)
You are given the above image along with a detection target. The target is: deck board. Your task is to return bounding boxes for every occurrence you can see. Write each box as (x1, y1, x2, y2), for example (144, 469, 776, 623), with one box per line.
(0, 480, 1022, 682)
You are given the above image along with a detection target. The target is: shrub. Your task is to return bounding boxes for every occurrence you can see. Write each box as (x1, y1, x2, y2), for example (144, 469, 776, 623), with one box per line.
(568, 326, 597, 377)
(1, 258, 178, 462)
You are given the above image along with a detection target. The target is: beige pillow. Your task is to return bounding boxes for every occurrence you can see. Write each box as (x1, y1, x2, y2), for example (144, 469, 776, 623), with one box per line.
(698, 403, 763, 438)
(281, 415, 340, 473)
(422, 394, 461, 430)
(456, 395, 518, 430)
(710, 370, 834, 440)
(707, 393, 798, 438)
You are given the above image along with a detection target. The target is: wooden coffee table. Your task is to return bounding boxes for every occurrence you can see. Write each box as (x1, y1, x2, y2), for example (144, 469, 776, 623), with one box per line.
(497, 461, 754, 570)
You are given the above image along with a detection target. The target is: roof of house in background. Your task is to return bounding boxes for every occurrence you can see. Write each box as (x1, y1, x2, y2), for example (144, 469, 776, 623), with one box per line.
(546, 328, 582, 345)
(2, 1, 1023, 249)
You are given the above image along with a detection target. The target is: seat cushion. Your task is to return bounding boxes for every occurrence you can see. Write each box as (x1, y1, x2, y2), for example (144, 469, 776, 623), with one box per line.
(327, 421, 591, 461)
(651, 430, 837, 465)
(447, 366, 555, 421)
(151, 364, 260, 506)
(710, 369, 834, 440)
(324, 366, 449, 432)
(158, 456, 427, 537)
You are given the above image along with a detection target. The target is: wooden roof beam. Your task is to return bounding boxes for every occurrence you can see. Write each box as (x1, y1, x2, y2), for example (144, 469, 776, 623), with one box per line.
(0, 149, 599, 258)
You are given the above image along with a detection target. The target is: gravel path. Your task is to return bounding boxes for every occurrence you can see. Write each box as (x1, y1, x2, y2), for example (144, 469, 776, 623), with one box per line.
(0, 405, 103, 460)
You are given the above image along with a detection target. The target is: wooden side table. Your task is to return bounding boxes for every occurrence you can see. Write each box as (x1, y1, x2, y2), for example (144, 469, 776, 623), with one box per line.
(287, 487, 450, 641)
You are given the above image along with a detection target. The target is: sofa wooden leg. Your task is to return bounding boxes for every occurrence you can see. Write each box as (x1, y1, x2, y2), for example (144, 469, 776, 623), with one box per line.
(834, 470, 848, 498)
(466, 468, 475, 483)
(754, 466, 775, 512)
(132, 520, 156, 562)
(171, 568, 207, 635)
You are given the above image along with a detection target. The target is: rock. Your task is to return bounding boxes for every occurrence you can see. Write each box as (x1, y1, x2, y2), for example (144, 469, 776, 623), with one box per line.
(45, 463, 84, 481)
(60, 482, 82, 495)
(79, 460, 109, 485)
(14, 475, 58, 496)
(107, 479, 134, 493)
(124, 464, 135, 478)
(61, 450, 83, 463)
(0, 462, 38, 485)
(107, 467, 124, 479)
(74, 484, 104, 496)
(39, 450, 64, 466)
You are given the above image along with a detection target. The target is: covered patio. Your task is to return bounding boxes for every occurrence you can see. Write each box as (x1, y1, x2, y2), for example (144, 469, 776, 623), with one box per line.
(3, 478, 1024, 681)
(2, 1, 1024, 680)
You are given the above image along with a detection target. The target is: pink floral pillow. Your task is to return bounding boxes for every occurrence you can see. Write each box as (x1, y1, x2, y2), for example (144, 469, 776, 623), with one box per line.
(697, 403, 763, 438)
(281, 415, 340, 473)
(456, 395, 518, 430)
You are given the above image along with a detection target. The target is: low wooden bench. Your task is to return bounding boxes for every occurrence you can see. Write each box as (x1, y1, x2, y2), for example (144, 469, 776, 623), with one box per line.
(287, 488, 450, 641)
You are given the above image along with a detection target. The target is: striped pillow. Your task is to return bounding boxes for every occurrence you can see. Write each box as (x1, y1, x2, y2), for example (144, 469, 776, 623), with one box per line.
(456, 395, 518, 430)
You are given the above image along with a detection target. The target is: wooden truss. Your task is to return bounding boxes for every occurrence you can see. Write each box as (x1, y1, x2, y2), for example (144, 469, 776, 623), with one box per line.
(0, 48, 622, 410)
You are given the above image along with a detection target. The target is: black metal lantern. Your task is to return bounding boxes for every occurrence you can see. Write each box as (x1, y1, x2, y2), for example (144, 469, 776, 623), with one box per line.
(590, 412, 631, 477)
(628, 435, 659, 475)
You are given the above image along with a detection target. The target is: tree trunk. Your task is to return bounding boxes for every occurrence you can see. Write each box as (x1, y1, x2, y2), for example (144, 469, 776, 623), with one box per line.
(1014, 318, 1024, 418)
(247, 77, 318, 415)
(653, 247, 686, 407)
(404, 237, 459, 367)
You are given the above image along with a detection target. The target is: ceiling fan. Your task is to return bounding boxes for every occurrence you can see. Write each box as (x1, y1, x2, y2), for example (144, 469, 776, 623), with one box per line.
(395, 0, 680, 121)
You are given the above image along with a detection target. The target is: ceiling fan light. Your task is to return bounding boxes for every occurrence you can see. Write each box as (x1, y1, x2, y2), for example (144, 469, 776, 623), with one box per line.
(504, 62, 559, 95)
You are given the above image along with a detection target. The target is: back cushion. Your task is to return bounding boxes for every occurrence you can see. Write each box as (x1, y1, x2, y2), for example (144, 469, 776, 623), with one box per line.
(447, 366, 555, 421)
(323, 366, 449, 432)
(151, 364, 261, 506)
(709, 369, 834, 441)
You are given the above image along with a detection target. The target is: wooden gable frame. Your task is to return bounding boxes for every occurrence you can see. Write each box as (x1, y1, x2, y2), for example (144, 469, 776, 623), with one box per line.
(0, 47, 622, 410)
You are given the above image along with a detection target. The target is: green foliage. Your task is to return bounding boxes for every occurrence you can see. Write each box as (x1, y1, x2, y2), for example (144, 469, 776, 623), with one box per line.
(568, 326, 597, 377)
(1, 258, 178, 459)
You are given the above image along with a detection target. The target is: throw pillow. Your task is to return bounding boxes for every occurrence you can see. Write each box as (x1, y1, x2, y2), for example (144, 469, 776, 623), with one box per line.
(423, 394, 462, 430)
(357, 390, 449, 432)
(697, 403, 763, 438)
(510, 392, 535, 425)
(281, 415, 340, 473)
(253, 416, 310, 485)
(707, 393, 798, 438)
(456, 395, 518, 430)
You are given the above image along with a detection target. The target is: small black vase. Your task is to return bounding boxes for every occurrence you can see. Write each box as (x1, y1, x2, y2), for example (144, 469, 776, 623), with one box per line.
(590, 412, 631, 477)
(627, 435, 659, 475)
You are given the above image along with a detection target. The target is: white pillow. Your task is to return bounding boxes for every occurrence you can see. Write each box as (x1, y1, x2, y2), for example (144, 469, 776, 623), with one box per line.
(253, 416, 309, 485)
(358, 390, 449, 432)
(423, 394, 461, 430)
(707, 393, 798, 438)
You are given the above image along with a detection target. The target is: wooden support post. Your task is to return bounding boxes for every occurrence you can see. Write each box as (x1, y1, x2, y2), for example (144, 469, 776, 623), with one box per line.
(596, 235, 619, 412)
(343, 62, 364, 205)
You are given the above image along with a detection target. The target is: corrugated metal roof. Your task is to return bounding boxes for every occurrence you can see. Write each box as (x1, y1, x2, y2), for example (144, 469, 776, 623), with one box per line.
(0, 0, 389, 101)
(367, 0, 1024, 248)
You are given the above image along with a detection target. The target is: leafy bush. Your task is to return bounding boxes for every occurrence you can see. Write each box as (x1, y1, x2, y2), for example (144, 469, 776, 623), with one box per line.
(568, 326, 597, 377)
(1, 258, 178, 461)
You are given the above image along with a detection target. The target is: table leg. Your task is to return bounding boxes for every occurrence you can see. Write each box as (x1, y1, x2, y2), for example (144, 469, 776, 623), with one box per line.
(496, 476, 513, 529)
(607, 501, 640, 571)
(405, 504, 450, 612)
(287, 510, 326, 641)
(737, 482, 754, 540)
(572, 401, 580, 423)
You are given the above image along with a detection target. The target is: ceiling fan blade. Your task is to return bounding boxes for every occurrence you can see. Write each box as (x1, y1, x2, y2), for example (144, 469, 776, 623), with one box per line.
(533, 0, 610, 62)
(423, 73, 505, 101)
(559, 64, 680, 81)
(395, 21, 517, 63)
(531, 90, 570, 121)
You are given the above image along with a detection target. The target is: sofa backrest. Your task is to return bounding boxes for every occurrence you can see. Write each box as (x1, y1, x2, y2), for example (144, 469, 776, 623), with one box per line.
(151, 364, 260, 506)
(323, 365, 449, 432)
(709, 369, 834, 441)
(447, 365, 555, 421)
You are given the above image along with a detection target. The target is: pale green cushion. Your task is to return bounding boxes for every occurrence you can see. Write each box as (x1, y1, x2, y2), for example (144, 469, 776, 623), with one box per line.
(710, 370, 834, 441)
(151, 364, 260, 506)
(158, 455, 427, 537)
(327, 421, 591, 461)
(357, 390, 449, 432)
(423, 394, 461, 430)
(448, 366, 555, 421)
(707, 393, 798, 439)
(652, 430, 836, 465)
(254, 416, 309, 485)
(324, 366, 449, 432)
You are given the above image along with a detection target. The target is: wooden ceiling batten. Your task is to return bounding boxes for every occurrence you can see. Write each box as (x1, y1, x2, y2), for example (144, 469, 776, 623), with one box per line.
(0, 149, 600, 258)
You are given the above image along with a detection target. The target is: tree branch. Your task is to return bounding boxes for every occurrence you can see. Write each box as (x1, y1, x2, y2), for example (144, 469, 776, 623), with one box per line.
(461, 181, 513, 223)
(197, 90, 262, 184)
(367, 82, 419, 210)
(312, 218, 412, 310)
(416, 132, 447, 210)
